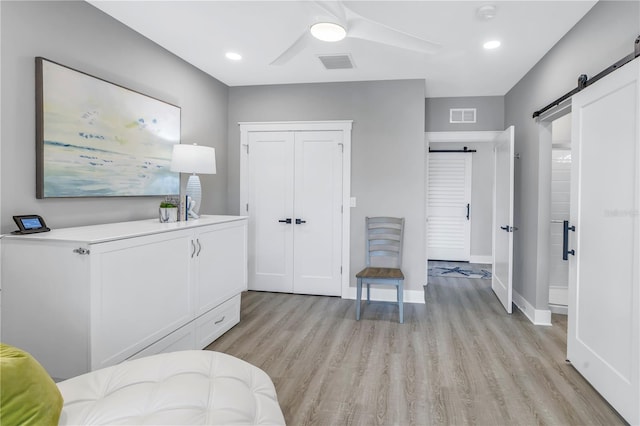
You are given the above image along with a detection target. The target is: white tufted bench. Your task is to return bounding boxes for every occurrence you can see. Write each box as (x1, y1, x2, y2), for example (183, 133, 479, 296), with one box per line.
(56, 350, 285, 425)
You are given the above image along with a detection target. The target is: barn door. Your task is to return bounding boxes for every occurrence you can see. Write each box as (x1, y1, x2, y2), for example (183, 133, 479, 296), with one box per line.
(427, 152, 472, 261)
(567, 58, 639, 425)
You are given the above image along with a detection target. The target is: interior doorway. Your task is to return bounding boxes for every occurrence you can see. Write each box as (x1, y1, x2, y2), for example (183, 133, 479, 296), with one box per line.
(424, 131, 502, 286)
(548, 113, 571, 313)
(536, 99, 572, 317)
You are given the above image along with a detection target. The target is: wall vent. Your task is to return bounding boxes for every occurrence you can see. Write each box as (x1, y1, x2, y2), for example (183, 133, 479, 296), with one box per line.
(318, 54, 355, 70)
(450, 108, 477, 124)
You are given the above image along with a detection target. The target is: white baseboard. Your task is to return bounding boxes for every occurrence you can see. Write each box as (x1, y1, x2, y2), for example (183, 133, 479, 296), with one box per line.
(549, 286, 568, 306)
(512, 290, 552, 326)
(549, 304, 568, 315)
(343, 286, 425, 304)
(469, 255, 492, 264)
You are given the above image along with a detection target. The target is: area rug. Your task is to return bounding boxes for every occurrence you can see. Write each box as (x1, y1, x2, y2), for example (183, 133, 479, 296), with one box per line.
(428, 265, 492, 280)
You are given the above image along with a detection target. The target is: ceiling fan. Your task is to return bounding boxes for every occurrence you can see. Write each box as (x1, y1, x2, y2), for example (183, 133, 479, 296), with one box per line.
(270, 1, 442, 66)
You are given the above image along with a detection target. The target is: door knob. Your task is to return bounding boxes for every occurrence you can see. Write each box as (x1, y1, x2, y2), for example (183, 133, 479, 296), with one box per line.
(500, 225, 509, 231)
(295, 218, 307, 225)
(278, 218, 292, 224)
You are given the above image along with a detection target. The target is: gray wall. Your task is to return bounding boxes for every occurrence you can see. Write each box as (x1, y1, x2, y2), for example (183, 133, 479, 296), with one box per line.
(0, 1, 229, 234)
(227, 80, 426, 292)
(429, 142, 494, 260)
(425, 96, 504, 132)
(505, 0, 640, 309)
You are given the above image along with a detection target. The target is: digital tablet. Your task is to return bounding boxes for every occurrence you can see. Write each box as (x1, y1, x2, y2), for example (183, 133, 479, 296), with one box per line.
(12, 215, 51, 234)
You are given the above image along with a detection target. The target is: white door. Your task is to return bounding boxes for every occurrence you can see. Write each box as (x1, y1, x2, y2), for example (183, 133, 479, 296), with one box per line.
(427, 153, 472, 261)
(293, 132, 343, 295)
(492, 126, 515, 314)
(567, 58, 639, 425)
(247, 131, 295, 293)
(247, 131, 343, 296)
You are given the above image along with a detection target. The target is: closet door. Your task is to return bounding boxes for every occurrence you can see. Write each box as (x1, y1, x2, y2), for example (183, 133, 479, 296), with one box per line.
(293, 131, 343, 296)
(247, 130, 343, 296)
(247, 132, 295, 293)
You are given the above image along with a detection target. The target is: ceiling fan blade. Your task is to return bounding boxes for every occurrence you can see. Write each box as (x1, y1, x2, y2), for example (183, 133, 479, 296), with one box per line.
(270, 30, 312, 66)
(347, 17, 441, 55)
(311, 1, 347, 24)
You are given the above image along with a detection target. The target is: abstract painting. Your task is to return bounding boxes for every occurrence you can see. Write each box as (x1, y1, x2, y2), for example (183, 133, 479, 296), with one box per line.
(36, 57, 180, 198)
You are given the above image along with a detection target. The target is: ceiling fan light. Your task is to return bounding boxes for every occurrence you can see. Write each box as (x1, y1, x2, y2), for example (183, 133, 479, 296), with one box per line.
(310, 22, 346, 42)
(483, 40, 501, 50)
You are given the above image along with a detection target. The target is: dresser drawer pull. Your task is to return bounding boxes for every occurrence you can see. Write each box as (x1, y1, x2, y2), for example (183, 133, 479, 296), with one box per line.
(214, 316, 226, 325)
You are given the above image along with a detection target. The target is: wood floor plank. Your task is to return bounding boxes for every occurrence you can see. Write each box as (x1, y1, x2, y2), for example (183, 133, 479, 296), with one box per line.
(207, 276, 626, 426)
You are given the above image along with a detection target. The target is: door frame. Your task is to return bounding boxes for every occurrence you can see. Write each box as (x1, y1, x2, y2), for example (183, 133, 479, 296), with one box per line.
(536, 99, 572, 316)
(424, 131, 501, 286)
(239, 121, 353, 299)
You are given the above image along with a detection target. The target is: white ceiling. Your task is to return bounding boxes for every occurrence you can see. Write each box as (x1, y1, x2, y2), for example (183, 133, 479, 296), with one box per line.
(88, 1, 597, 98)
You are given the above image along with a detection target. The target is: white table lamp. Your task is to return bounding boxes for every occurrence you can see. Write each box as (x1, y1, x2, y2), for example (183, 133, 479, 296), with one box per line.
(170, 143, 216, 218)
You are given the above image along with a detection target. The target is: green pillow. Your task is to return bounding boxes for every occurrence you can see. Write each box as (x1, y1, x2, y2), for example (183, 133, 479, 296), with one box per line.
(0, 344, 63, 426)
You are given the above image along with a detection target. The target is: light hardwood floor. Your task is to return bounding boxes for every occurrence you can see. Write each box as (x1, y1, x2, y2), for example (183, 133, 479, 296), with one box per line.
(207, 276, 625, 425)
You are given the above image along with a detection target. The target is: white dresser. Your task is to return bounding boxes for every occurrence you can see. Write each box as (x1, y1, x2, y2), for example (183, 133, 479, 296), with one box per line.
(0, 215, 247, 380)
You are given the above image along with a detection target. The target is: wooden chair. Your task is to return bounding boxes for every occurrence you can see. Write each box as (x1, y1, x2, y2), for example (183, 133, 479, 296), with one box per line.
(355, 217, 405, 323)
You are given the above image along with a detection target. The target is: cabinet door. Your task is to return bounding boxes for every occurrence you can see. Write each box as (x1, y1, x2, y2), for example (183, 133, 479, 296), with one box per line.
(90, 229, 193, 370)
(194, 221, 248, 316)
(1, 240, 91, 380)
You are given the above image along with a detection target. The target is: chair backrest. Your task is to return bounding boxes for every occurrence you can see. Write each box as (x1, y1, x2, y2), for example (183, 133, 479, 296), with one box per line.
(365, 217, 405, 269)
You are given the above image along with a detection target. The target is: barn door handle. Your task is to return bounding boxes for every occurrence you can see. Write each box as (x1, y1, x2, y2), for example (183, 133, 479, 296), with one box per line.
(466, 203, 470, 220)
(295, 218, 307, 224)
(278, 218, 292, 224)
(563, 220, 576, 260)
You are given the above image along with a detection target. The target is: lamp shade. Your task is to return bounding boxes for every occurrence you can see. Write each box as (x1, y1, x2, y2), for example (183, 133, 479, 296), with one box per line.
(170, 144, 216, 174)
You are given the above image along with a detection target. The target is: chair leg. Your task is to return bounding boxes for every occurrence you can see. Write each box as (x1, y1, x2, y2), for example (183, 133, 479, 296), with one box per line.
(366, 283, 370, 304)
(356, 278, 362, 320)
(397, 280, 404, 324)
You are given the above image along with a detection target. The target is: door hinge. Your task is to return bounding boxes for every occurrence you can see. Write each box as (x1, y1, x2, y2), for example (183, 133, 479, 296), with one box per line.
(340, 266, 343, 275)
(73, 247, 90, 255)
(243, 144, 249, 154)
(338, 143, 344, 153)
(246, 203, 249, 212)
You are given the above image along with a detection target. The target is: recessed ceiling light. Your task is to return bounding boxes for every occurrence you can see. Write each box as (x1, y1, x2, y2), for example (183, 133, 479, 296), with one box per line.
(225, 52, 242, 61)
(310, 22, 346, 42)
(483, 40, 501, 50)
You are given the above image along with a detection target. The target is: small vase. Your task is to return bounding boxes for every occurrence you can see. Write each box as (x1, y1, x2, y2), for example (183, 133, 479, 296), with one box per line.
(159, 207, 178, 223)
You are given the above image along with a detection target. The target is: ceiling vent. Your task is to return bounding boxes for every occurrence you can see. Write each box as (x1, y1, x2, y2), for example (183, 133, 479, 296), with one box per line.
(450, 108, 477, 124)
(318, 54, 355, 70)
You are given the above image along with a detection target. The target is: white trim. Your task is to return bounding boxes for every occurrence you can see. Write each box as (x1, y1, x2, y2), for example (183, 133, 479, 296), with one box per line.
(549, 304, 568, 315)
(470, 255, 492, 264)
(238, 121, 353, 132)
(344, 287, 425, 304)
(425, 130, 501, 144)
(549, 286, 569, 306)
(239, 120, 352, 299)
(512, 290, 552, 326)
